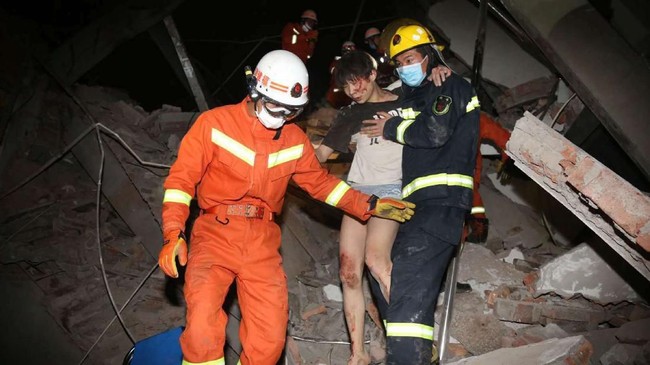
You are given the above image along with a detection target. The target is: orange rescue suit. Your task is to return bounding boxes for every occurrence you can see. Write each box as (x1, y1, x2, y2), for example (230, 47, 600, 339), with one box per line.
(162, 98, 372, 365)
(281, 22, 318, 63)
(472, 112, 511, 218)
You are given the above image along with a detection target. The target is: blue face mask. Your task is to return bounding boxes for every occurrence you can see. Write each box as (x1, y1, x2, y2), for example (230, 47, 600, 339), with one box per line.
(396, 55, 428, 87)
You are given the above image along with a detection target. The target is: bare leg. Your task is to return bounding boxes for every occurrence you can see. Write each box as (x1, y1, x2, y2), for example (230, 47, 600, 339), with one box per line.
(339, 214, 371, 365)
(364, 216, 399, 302)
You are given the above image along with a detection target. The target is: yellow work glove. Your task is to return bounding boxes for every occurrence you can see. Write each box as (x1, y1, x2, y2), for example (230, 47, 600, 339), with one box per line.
(368, 195, 416, 222)
(158, 229, 187, 278)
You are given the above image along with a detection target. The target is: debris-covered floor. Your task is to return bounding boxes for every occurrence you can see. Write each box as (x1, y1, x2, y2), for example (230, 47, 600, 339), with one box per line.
(1, 81, 649, 365)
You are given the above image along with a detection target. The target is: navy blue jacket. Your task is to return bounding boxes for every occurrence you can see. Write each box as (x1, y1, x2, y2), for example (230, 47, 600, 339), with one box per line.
(383, 73, 480, 211)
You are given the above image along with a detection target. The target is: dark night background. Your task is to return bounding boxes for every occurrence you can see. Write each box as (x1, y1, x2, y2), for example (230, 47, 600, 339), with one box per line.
(0, 0, 409, 112)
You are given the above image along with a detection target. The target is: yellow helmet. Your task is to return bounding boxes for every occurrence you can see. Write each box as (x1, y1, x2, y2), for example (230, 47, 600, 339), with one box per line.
(389, 24, 437, 59)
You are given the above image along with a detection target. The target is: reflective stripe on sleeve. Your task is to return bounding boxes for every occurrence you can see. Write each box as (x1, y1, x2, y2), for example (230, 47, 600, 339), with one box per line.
(163, 189, 192, 206)
(402, 173, 473, 198)
(400, 107, 418, 120)
(466, 96, 480, 113)
(268, 144, 304, 168)
(211, 128, 255, 166)
(396, 119, 416, 144)
(471, 206, 486, 215)
(386, 322, 434, 340)
(325, 181, 351, 207)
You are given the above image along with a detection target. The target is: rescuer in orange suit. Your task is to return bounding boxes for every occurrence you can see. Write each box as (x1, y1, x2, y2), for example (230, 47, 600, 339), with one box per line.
(157, 49, 415, 365)
(281, 9, 319, 63)
(466, 112, 512, 243)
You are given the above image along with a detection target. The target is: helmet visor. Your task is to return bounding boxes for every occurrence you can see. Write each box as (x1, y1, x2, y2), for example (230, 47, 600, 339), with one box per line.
(262, 97, 303, 120)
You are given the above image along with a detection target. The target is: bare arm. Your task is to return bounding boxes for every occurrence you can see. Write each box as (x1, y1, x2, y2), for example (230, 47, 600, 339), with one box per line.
(315, 144, 335, 163)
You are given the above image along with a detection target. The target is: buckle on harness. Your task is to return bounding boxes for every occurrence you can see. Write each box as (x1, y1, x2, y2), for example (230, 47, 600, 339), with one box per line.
(226, 204, 265, 219)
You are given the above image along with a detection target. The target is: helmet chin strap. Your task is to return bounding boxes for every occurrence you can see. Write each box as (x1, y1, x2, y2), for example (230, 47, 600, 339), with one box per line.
(429, 44, 453, 73)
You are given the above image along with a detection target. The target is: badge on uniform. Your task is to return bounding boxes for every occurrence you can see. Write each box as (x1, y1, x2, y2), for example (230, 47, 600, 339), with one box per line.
(433, 95, 452, 115)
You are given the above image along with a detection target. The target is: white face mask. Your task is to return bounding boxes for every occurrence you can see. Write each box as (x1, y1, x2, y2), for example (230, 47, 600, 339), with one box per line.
(255, 102, 286, 129)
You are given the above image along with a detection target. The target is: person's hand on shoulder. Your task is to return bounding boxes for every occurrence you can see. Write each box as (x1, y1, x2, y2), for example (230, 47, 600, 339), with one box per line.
(428, 66, 452, 86)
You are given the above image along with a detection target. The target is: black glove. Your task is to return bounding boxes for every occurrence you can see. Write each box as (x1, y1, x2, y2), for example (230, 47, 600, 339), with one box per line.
(496, 157, 515, 184)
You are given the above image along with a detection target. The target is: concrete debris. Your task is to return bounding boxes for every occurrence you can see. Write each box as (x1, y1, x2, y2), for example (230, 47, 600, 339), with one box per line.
(2, 68, 648, 365)
(534, 242, 642, 304)
(439, 291, 516, 356)
(507, 112, 650, 280)
(479, 179, 550, 249)
(497, 247, 525, 264)
(600, 343, 648, 365)
(494, 296, 608, 332)
(458, 243, 526, 296)
(322, 284, 343, 302)
(450, 335, 593, 365)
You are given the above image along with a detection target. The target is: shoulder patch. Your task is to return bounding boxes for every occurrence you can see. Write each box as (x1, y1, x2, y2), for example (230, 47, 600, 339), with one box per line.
(433, 95, 452, 115)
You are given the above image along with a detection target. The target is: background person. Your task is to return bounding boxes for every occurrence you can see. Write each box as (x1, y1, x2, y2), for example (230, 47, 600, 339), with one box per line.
(363, 26, 398, 88)
(325, 40, 357, 109)
(281, 9, 319, 63)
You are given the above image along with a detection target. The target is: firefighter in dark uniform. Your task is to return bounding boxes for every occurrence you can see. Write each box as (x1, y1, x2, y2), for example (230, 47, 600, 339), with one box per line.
(361, 24, 480, 364)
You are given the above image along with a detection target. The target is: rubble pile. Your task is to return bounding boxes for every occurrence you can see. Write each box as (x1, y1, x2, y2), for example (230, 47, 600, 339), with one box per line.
(1, 81, 649, 364)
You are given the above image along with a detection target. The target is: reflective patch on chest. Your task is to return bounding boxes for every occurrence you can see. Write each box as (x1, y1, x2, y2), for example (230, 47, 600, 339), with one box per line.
(433, 95, 452, 115)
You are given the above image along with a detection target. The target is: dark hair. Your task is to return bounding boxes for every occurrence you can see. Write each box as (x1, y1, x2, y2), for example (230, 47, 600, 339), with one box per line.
(334, 50, 376, 87)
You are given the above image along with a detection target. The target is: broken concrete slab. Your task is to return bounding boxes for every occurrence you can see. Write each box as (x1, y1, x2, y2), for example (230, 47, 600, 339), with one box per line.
(494, 297, 606, 332)
(458, 243, 526, 296)
(480, 180, 549, 249)
(446, 335, 593, 365)
(616, 318, 650, 344)
(534, 242, 642, 304)
(507, 112, 650, 281)
(502, 323, 569, 348)
(600, 343, 646, 365)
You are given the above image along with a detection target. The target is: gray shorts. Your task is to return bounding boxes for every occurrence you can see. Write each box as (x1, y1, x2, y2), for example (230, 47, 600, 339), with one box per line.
(350, 183, 402, 199)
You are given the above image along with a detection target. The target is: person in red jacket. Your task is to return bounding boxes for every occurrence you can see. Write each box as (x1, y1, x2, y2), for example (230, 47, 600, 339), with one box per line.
(466, 112, 512, 243)
(281, 9, 319, 63)
(158, 49, 415, 365)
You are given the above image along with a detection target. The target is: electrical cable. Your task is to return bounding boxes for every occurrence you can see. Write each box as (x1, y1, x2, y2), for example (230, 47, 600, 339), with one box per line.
(76, 263, 159, 365)
(0, 123, 170, 201)
(95, 126, 136, 345)
(550, 92, 577, 130)
(21, 51, 172, 364)
(4, 202, 56, 242)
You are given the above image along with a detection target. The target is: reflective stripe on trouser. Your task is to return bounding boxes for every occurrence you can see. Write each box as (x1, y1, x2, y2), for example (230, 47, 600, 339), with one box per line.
(181, 213, 288, 365)
(182, 357, 225, 365)
(384, 206, 464, 364)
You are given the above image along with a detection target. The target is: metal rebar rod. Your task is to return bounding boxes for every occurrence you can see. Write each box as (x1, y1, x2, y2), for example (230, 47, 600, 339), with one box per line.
(164, 16, 209, 112)
(438, 241, 464, 363)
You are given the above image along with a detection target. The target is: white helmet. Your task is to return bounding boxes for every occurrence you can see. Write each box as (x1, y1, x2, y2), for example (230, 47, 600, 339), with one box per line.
(341, 41, 356, 54)
(301, 9, 318, 22)
(364, 27, 381, 40)
(253, 50, 309, 107)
